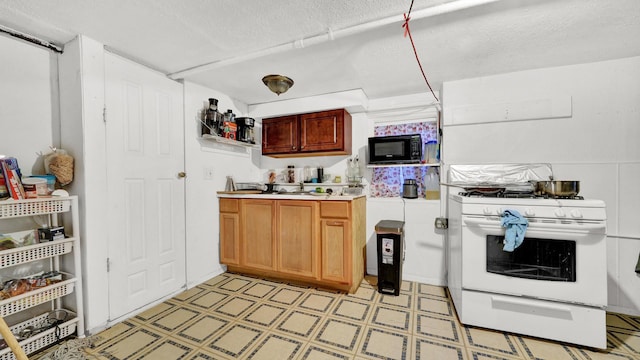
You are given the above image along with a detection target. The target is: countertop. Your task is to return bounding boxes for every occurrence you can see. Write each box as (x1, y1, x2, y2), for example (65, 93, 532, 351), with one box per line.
(217, 192, 366, 201)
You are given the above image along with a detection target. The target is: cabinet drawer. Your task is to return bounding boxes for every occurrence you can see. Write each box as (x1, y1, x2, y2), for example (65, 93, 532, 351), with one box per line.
(320, 201, 350, 219)
(220, 199, 239, 213)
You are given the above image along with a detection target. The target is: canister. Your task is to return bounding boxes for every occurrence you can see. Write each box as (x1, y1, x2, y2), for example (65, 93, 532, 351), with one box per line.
(424, 140, 439, 163)
(29, 175, 56, 194)
(402, 179, 418, 198)
(22, 177, 48, 198)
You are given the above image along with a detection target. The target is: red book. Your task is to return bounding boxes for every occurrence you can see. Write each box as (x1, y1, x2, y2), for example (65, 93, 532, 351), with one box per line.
(0, 159, 25, 200)
(0, 172, 8, 198)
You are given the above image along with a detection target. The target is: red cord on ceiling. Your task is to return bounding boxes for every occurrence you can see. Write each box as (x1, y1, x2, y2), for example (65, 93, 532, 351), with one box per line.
(403, 0, 440, 103)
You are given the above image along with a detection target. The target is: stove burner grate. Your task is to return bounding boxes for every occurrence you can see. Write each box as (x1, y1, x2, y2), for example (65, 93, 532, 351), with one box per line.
(458, 191, 584, 200)
(537, 194, 584, 200)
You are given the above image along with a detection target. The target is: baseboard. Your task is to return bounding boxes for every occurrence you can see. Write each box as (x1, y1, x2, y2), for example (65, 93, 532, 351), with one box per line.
(187, 266, 227, 288)
(606, 304, 640, 316)
(366, 267, 446, 287)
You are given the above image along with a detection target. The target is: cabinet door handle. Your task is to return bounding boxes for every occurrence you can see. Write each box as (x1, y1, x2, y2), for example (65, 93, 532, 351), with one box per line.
(301, 145, 305, 149)
(292, 146, 297, 150)
(328, 221, 343, 226)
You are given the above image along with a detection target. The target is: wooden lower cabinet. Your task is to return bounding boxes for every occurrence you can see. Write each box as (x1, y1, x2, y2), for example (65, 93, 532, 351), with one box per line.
(219, 199, 240, 265)
(320, 219, 350, 283)
(276, 201, 319, 279)
(241, 199, 276, 270)
(219, 213, 240, 264)
(219, 197, 365, 293)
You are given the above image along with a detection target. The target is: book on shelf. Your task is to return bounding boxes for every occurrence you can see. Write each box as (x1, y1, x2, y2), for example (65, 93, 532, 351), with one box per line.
(0, 171, 7, 198)
(0, 157, 25, 200)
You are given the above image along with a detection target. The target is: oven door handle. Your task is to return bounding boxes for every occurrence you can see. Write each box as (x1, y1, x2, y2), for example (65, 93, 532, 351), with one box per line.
(463, 217, 605, 232)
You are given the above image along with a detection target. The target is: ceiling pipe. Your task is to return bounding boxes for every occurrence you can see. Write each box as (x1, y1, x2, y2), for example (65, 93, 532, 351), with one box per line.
(0, 23, 63, 53)
(168, 0, 501, 80)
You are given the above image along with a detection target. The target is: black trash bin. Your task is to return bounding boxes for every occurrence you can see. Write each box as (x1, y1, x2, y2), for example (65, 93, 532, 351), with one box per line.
(375, 220, 404, 296)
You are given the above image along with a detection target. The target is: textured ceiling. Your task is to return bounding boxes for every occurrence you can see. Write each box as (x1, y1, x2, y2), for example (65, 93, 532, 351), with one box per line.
(1, 0, 639, 106)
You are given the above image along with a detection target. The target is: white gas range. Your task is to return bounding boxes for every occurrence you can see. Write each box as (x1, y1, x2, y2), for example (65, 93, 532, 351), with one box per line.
(447, 193, 607, 348)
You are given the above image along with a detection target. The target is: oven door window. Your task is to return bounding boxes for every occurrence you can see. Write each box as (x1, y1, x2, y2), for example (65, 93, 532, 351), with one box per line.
(486, 236, 576, 282)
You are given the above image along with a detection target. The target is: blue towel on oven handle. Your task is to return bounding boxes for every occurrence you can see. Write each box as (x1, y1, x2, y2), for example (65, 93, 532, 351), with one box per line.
(500, 209, 529, 252)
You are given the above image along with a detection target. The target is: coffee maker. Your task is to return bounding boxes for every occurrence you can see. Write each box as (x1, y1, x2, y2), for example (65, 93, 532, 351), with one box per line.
(236, 117, 255, 143)
(203, 98, 222, 136)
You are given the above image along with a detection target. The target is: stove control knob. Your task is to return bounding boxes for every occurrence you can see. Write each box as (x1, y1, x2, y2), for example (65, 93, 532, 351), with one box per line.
(554, 209, 566, 217)
(497, 207, 505, 215)
(524, 209, 535, 217)
(483, 207, 492, 215)
(570, 209, 583, 218)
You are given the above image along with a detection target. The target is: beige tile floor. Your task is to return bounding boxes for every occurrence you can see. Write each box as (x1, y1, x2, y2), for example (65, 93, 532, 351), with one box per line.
(34, 272, 640, 359)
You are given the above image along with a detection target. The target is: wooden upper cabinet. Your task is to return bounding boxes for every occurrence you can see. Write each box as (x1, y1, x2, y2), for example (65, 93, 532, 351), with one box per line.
(262, 115, 298, 155)
(300, 109, 351, 153)
(261, 109, 351, 157)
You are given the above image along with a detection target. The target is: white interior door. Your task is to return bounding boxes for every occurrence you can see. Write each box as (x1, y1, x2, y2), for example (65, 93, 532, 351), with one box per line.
(105, 53, 186, 321)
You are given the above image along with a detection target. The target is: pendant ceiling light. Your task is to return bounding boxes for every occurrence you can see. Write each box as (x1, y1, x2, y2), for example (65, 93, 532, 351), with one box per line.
(262, 74, 294, 95)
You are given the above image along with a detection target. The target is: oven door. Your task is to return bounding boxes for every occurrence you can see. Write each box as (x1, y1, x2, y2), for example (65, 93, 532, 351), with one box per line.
(461, 215, 606, 307)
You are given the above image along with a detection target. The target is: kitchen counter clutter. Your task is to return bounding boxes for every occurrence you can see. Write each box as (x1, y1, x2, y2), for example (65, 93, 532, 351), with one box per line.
(218, 194, 366, 293)
(217, 192, 365, 201)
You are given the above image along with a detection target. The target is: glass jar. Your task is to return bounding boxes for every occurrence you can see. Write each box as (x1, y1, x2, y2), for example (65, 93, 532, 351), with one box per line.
(287, 165, 296, 183)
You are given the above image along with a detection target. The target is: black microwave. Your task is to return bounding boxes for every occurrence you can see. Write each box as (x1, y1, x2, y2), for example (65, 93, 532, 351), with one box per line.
(368, 134, 422, 164)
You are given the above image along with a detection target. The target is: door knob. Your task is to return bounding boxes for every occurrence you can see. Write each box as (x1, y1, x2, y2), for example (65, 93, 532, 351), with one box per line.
(178, 172, 186, 178)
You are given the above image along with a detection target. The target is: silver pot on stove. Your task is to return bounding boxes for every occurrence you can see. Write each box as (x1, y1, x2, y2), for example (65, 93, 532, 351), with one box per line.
(531, 180, 580, 197)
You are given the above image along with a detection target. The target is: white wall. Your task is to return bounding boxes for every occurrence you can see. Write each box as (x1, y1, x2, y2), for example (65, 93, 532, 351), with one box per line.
(366, 198, 445, 285)
(183, 81, 259, 287)
(58, 35, 111, 332)
(0, 34, 54, 173)
(0, 32, 61, 327)
(441, 56, 640, 315)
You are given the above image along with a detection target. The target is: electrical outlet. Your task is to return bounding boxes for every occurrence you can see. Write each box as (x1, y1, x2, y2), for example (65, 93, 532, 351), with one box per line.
(203, 167, 215, 180)
(434, 217, 448, 229)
